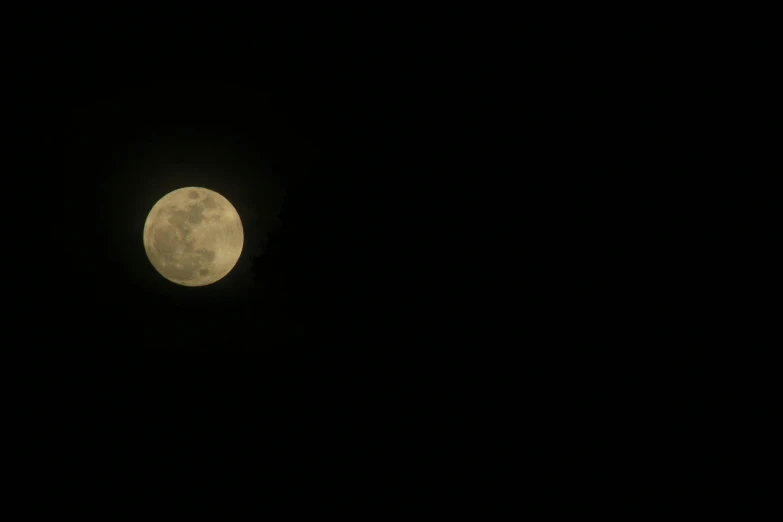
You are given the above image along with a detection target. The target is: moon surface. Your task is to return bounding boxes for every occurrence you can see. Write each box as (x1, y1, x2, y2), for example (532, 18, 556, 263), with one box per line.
(143, 187, 244, 286)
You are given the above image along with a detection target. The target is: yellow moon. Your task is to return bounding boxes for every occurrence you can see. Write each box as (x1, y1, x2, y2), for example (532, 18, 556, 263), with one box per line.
(143, 187, 244, 286)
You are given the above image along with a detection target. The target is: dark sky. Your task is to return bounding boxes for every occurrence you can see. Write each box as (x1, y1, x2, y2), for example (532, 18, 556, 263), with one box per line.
(9, 13, 745, 511)
(11, 16, 500, 506)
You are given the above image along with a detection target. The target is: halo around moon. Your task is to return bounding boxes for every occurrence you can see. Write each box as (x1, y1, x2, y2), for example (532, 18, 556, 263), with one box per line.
(143, 187, 244, 286)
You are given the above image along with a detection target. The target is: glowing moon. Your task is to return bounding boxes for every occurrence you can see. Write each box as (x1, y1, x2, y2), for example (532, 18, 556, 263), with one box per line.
(143, 187, 244, 286)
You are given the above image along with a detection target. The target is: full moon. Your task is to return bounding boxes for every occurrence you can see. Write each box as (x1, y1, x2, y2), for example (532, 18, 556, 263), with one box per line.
(143, 187, 244, 286)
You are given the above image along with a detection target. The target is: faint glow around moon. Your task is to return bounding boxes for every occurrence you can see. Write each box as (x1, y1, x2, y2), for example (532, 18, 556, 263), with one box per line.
(143, 187, 244, 286)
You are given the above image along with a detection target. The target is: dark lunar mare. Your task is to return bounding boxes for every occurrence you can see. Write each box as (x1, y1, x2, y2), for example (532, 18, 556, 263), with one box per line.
(150, 200, 217, 282)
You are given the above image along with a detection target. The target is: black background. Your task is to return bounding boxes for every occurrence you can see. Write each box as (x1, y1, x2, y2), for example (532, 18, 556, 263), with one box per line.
(7, 11, 761, 512)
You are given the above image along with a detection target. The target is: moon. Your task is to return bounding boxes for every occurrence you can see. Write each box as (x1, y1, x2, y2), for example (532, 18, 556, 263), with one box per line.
(143, 187, 244, 286)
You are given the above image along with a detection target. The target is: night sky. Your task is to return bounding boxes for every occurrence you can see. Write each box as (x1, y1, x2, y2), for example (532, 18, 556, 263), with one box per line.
(12, 16, 500, 507)
(9, 12, 747, 511)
